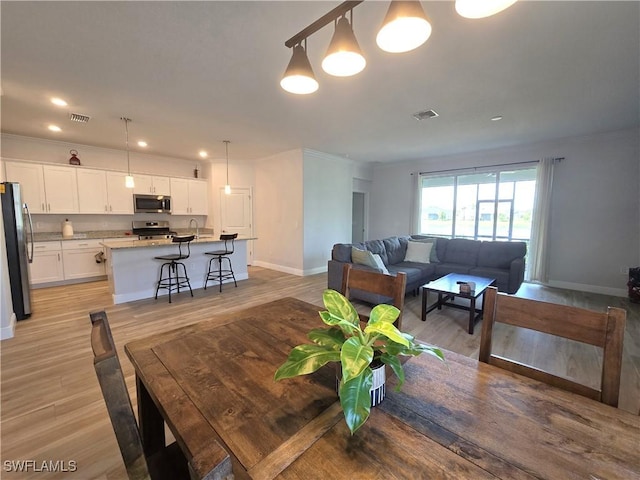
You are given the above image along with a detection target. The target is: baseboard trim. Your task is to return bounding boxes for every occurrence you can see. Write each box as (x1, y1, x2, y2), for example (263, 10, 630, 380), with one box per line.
(251, 261, 327, 277)
(0, 313, 17, 340)
(546, 280, 627, 298)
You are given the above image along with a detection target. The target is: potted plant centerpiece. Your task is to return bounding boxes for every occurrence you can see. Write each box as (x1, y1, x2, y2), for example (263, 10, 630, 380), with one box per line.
(274, 289, 446, 434)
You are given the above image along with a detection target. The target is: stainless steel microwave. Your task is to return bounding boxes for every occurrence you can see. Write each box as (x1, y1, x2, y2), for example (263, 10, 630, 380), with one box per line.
(133, 194, 172, 213)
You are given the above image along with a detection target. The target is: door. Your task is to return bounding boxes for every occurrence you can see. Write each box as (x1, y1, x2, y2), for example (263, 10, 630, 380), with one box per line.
(352, 192, 366, 243)
(220, 187, 253, 264)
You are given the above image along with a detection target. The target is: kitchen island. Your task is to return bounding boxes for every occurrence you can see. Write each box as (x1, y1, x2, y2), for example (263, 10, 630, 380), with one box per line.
(102, 236, 253, 304)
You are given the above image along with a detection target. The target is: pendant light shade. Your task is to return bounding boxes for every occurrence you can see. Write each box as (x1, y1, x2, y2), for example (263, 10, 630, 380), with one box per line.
(223, 140, 231, 195)
(376, 1, 432, 53)
(121, 117, 135, 189)
(455, 0, 517, 19)
(322, 16, 366, 77)
(281, 44, 319, 95)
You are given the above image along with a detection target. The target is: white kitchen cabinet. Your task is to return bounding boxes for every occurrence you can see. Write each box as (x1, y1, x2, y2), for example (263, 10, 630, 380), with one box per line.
(77, 169, 109, 213)
(4, 161, 47, 213)
(170, 178, 208, 215)
(61, 239, 106, 280)
(4, 162, 79, 213)
(42, 164, 79, 213)
(105, 172, 134, 214)
(133, 175, 171, 195)
(77, 169, 134, 214)
(30, 241, 64, 284)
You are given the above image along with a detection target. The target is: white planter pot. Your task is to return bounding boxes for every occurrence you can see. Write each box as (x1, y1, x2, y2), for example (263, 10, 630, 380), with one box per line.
(336, 363, 386, 407)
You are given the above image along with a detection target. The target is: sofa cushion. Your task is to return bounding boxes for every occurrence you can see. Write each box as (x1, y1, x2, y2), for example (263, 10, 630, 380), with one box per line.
(469, 266, 510, 291)
(352, 247, 378, 269)
(383, 236, 406, 265)
(477, 241, 527, 269)
(365, 239, 388, 265)
(388, 262, 436, 286)
(435, 263, 473, 276)
(441, 239, 481, 266)
(404, 240, 432, 263)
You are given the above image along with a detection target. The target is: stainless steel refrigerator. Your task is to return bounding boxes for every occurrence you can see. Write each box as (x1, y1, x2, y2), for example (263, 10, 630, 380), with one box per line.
(1, 182, 34, 320)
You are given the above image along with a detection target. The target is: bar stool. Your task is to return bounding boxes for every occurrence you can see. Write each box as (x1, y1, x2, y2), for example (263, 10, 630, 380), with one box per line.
(204, 233, 238, 292)
(154, 235, 195, 303)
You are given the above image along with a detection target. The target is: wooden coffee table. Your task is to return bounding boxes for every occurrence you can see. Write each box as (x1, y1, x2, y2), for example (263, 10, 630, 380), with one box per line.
(421, 273, 496, 334)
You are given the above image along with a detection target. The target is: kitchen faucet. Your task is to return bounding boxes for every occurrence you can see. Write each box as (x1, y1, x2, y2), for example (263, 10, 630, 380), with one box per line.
(189, 218, 199, 238)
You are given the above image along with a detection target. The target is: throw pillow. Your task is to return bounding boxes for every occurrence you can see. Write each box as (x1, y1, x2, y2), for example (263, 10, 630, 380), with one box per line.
(371, 253, 390, 275)
(413, 237, 440, 263)
(404, 240, 432, 263)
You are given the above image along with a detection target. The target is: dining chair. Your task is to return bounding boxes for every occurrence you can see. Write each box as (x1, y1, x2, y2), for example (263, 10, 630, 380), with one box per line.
(479, 287, 627, 407)
(341, 263, 407, 329)
(89, 310, 232, 480)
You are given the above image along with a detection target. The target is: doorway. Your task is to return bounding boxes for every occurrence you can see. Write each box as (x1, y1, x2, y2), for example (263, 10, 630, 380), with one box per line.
(220, 187, 253, 264)
(352, 192, 366, 243)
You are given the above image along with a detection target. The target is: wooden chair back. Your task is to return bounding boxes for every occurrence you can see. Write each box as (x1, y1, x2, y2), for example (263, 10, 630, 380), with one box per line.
(341, 263, 407, 329)
(479, 287, 626, 407)
(90, 310, 152, 480)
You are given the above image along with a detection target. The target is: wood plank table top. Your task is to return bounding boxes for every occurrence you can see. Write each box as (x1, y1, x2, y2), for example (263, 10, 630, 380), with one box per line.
(125, 297, 640, 480)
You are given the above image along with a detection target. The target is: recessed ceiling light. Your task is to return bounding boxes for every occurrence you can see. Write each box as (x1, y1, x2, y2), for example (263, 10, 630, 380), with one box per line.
(51, 97, 68, 107)
(199, 150, 208, 158)
(48, 124, 62, 132)
(137, 141, 148, 147)
(491, 115, 503, 121)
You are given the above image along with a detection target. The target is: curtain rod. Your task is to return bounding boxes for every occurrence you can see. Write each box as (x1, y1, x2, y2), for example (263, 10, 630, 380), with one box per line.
(414, 157, 564, 176)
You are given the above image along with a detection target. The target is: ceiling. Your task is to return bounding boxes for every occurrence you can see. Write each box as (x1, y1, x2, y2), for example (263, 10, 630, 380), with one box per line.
(1, 1, 638, 164)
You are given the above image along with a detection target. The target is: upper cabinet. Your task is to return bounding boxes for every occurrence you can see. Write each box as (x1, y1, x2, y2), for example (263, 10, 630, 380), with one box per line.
(170, 178, 208, 215)
(5, 161, 78, 213)
(133, 175, 171, 196)
(77, 169, 134, 214)
(4, 161, 47, 213)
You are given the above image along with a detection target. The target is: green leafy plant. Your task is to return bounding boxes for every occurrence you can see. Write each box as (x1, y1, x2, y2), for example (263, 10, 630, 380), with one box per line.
(274, 289, 446, 434)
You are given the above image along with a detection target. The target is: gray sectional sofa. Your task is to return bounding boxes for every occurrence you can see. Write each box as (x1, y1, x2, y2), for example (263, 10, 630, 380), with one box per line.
(328, 235, 526, 303)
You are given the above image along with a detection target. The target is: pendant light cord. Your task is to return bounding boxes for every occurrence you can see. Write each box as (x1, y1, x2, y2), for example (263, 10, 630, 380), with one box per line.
(122, 117, 132, 174)
(224, 140, 230, 185)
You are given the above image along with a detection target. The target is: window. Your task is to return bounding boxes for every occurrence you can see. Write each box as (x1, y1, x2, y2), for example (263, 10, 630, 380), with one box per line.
(419, 166, 537, 242)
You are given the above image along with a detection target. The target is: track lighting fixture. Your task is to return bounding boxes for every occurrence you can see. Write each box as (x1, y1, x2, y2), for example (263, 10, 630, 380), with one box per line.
(376, 1, 432, 53)
(281, 0, 518, 94)
(322, 14, 366, 77)
(455, 0, 518, 19)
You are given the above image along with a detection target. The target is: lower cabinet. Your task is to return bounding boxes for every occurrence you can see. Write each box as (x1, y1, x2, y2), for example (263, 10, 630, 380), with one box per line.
(30, 241, 64, 284)
(61, 239, 106, 280)
(31, 239, 107, 286)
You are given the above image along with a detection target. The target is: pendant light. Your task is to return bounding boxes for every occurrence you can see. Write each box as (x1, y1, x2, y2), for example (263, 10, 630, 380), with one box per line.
(376, 1, 432, 53)
(455, 0, 517, 19)
(121, 117, 135, 189)
(223, 140, 231, 195)
(281, 42, 319, 95)
(321, 13, 366, 77)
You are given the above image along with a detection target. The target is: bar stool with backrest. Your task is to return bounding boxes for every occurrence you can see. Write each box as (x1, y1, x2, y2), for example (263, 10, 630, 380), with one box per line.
(204, 233, 238, 292)
(154, 235, 195, 303)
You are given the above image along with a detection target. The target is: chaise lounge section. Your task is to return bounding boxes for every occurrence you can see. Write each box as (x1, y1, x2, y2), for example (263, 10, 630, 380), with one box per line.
(328, 235, 526, 304)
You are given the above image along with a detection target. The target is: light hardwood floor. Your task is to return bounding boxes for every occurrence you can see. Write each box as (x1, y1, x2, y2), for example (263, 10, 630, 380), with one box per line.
(1, 267, 638, 479)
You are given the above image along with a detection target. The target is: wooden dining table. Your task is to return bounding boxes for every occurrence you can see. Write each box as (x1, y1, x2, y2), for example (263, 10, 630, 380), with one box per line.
(125, 297, 640, 480)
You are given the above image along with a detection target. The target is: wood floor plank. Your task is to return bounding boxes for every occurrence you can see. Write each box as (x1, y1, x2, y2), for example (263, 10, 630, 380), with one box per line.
(1, 267, 638, 479)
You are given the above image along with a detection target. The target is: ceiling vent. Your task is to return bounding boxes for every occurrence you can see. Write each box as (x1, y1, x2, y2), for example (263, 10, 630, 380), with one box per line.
(69, 112, 91, 123)
(413, 109, 439, 121)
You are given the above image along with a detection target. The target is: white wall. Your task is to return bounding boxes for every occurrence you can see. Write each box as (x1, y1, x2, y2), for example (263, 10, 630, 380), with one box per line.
(253, 149, 304, 274)
(370, 128, 640, 296)
(302, 150, 353, 274)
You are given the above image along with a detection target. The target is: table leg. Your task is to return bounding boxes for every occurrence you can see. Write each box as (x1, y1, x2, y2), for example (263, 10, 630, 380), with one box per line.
(136, 375, 165, 457)
(468, 297, 476, 334)
(421, 288, 427, 322)
(437, 292, 443, 310)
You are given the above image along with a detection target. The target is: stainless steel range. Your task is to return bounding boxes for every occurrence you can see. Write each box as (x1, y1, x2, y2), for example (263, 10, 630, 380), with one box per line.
(132, 220, 176, 240)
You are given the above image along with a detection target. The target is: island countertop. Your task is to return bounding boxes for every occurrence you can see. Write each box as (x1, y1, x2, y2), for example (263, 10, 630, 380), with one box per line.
(101, 235, 256, 249)
(102, 236, 254, 304)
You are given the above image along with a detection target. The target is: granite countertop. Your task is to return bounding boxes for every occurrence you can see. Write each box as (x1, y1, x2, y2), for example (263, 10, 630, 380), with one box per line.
(102, 235, 256, 249)
(33, 229, 215, 242)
